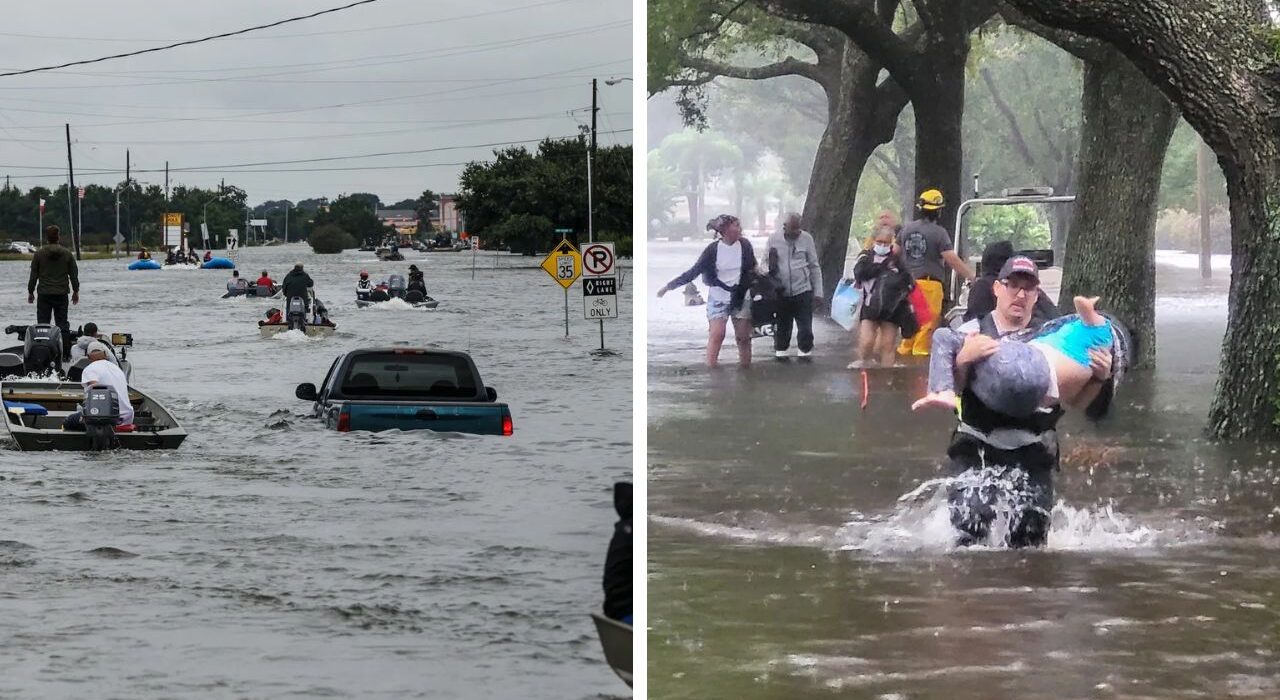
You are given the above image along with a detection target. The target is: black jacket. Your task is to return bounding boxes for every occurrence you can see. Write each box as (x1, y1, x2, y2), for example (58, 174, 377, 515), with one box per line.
(852, 249, 919, 335)
(281, 268, 314, 300)
(603, 482, 632, 622)
(666, 239, 757, 311)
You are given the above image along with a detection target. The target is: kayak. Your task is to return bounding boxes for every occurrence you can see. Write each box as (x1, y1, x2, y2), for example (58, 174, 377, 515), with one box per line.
(128, 259, 161, 270)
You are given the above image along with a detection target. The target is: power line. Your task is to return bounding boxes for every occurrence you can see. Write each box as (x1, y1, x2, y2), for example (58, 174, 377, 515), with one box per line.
(1, 130, 633, 178)
(0, 0, 381, 78)
(0, 0, 577, 43)
(0, 111, 631, 145)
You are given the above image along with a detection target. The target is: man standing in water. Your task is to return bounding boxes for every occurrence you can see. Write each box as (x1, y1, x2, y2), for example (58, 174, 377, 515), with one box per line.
(766, 213, 823, 359)
(930, 257, 1117, 547)
(896, 189, 974, 356)
(27, 225, 79, 339)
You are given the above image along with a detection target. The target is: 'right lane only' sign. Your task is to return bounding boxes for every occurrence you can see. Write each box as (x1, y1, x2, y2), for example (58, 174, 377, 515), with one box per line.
(581, 242, 618, 319)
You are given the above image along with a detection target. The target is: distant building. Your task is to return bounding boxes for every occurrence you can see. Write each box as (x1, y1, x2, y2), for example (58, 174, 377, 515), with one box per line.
(376, 209, 418, 236)
(439, 194, 465, 236)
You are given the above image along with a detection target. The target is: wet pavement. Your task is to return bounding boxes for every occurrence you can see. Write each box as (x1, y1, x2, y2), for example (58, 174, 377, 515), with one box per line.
(648, 240, 1279, 699)
(0, 244, 631, 699)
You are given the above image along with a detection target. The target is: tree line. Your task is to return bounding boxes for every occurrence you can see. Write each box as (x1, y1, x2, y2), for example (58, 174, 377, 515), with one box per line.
(455, 136, 633, 256)
(0, 181, 442, 250)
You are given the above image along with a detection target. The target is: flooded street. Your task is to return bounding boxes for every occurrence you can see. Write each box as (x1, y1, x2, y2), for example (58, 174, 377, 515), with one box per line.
(648, 239, 1279, 699)
(0, 245, 631, 699)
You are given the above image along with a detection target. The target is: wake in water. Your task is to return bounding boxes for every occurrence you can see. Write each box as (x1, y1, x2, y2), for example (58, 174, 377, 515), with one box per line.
(267, 329, 323, 343)
(653, 473, 1206, 555)
(364, 298, 433, 312)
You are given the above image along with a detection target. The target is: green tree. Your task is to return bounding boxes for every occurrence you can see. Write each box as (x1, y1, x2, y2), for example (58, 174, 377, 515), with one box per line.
(655, 129, 742, 230)
(308, 194, 391, 245)
(308, 223, 356, 253)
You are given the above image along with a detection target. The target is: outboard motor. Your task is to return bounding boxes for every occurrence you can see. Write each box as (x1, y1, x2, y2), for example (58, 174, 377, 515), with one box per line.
(66, 357, 92, 383)
(82, 385, 119, 451)
(23, 324, 62, 376)
(286, 296, 308, 331)
(387, 274, 406, 299)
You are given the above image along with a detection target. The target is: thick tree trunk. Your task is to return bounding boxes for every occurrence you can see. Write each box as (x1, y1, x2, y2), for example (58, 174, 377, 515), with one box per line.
(911, 46, 969, 251)
(1000, 0, 1280, 437)
(1057, 52, 1176, 369)
(801, 49, 907, 299)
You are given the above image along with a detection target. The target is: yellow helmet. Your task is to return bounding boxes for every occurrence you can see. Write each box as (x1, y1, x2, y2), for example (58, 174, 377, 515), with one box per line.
(917, 188, 945, 211)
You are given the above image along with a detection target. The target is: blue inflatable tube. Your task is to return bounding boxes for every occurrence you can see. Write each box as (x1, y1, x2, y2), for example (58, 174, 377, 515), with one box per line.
(128, 259, 161, 270)
(201, 257, 236, 270)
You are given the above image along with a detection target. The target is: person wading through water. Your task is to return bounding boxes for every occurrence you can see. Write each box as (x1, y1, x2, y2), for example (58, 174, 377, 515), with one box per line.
(896, 189, 975, 356)
(657, 214, 758, 368)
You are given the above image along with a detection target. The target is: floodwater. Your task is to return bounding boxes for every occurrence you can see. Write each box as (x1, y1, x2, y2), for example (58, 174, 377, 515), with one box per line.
(648, 240, 1279, 699)
(0, 244, 631, 699)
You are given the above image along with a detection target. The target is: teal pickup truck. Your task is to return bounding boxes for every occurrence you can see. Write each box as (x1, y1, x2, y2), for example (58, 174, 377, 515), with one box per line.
(295, 348, 513, 436)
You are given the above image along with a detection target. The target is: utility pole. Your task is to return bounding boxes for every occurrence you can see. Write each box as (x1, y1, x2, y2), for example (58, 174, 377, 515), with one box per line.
(588, 78, 597, 244)
(284, 202, 290, 244)
(65, 123, 80, 259)
(1196, 135, 1212, 279)
(125, 149, 131, 253)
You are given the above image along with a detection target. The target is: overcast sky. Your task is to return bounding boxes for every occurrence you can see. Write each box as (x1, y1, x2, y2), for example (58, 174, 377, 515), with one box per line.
(0, 0, 632, 206)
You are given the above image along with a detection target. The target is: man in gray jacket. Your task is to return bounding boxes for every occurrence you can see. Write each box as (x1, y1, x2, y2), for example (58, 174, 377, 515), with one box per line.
(766, 213, 823, 358)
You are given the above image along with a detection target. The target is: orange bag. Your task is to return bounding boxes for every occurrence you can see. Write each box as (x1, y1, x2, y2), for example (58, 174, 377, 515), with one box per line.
(908, 284, 933, 326)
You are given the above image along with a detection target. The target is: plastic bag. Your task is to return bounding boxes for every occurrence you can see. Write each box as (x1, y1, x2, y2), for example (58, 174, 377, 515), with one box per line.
(908, 284, 934, 326)
(831, 279, 862, 331)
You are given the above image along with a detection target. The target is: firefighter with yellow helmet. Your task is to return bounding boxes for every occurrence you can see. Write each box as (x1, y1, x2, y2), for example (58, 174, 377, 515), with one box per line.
(896, 188, 975, 356)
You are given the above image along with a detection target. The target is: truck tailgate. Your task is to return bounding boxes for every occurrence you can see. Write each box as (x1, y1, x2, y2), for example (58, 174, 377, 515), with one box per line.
(342, 401, 512, 435)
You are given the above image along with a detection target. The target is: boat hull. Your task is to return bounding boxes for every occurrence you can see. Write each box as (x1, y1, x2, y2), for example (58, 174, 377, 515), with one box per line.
(590, 613, 633, 687)
(259, 324, 336, 338)
(1, 380, 187, 451)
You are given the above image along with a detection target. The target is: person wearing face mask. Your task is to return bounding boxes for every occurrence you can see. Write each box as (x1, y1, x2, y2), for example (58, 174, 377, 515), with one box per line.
(765, 212, 824, 359)
(849, 226, 919, 368)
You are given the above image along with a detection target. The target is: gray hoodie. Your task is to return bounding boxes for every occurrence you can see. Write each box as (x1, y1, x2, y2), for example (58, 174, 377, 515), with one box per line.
(766, 229, 823, 297)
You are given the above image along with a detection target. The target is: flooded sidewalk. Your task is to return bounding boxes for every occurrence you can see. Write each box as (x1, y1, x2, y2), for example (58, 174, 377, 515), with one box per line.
(648, 241, 1279, 699)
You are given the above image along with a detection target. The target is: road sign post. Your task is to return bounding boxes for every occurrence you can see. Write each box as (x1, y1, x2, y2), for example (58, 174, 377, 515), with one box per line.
(539, 239, 582, 337)
(580, 242, 617, 351)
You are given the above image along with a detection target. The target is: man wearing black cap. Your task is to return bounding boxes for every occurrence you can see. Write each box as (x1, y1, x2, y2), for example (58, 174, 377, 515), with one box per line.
(924, 256, 1115, 548)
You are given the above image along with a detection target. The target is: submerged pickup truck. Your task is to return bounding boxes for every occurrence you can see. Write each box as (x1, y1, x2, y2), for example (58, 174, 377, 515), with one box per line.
(295, 348, 513, 436)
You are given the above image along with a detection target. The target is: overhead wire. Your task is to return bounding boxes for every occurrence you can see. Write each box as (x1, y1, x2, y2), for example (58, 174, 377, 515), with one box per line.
(0, 0, 382, 78)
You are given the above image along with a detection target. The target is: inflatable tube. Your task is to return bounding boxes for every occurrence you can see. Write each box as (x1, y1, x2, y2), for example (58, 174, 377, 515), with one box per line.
(201, 257, 236, 270)
(128, 259, 161, 270)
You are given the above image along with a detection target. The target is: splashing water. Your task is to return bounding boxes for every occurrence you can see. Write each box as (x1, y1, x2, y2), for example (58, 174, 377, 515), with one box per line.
(654, 472, 1206, 556)
(266, 328, 323, 343)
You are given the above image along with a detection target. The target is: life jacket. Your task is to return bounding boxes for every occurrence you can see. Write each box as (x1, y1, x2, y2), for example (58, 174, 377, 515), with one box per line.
(257, 277, 273, 287)
(951, 312, 1064, 461)
(356, 278, 373, 291)
(266, 311, 283, 324)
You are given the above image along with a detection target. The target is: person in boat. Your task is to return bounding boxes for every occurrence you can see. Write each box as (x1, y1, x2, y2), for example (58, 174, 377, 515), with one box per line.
(27, 225, 79, 341)
(603, 481, 632, 625)
(260, 308, 283, 326)
(203, 250, 213, 263)
(137, 247, 151, 261)
(914, 256, 1122, 548)
(281, 262, 314, 311)
(62, 341, 133, 430)
(311, 299, 334, 326)
(256, 270, 275, 290)
(356, 270, 374, 297)
(227, 270, 249, 294)
(164, 248, 177, 265)
(187, 249, 201, 264)
(68, 322, 120, 367)
(407, 264, 427, 295)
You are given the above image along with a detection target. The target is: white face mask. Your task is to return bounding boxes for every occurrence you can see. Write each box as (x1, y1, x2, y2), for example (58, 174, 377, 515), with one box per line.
(873, 243, 891, 256)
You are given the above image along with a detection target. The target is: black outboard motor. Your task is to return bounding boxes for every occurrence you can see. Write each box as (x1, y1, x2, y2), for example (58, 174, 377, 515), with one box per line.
(23, 324, 62, 376)
(387, 274, 406, 299)
(286, 296, 308, 331)
(82, 385, 119, 451)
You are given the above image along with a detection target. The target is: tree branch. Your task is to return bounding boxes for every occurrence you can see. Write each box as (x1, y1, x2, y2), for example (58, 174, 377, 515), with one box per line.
(1031, 107, 1065, 164)
(996, 2, 1108, 62)
(684, 0, 753, 41)
(685, 55, 825, 84)
(761, 0, 921, 86)
(979, 66, 1049, 181)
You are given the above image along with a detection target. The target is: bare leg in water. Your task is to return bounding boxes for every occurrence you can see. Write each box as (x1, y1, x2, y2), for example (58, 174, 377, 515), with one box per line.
(706, 317, 727, 368)
(876, 322, 898, 366)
